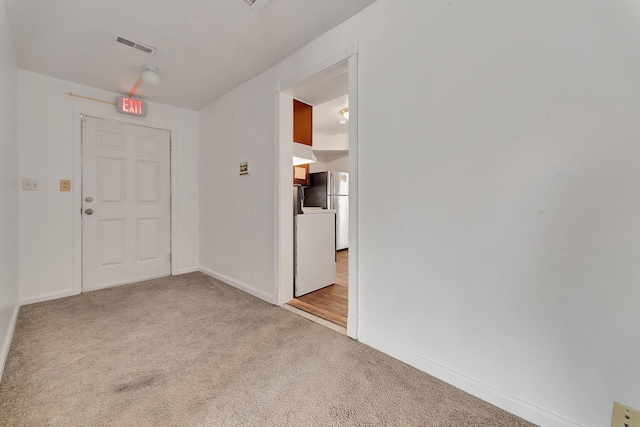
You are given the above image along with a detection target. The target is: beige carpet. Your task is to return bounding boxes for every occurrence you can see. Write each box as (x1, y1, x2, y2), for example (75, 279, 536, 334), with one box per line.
(0, 273, 536, 426)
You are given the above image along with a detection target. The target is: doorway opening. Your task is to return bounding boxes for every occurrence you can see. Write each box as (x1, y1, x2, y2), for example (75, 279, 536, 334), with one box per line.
(275, 46, 359, 338)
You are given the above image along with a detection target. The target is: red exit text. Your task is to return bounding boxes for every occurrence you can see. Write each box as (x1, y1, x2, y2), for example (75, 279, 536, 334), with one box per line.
(116, 96, 147, 117)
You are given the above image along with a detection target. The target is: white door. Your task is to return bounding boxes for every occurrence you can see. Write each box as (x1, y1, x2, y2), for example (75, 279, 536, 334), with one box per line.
(82, 116, 171, 291)
(295, 211, 336, 296)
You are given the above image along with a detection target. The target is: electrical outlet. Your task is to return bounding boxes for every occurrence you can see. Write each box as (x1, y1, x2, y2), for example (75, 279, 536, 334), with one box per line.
(612, 402, 640, 427)
(22, 178, 40, 191)
(60, 179, 71, 192)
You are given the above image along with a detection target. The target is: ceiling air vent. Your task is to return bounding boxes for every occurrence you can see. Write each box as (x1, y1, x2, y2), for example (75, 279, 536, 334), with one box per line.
(114, 34, 157, 55)
(241, 0, 270, 12)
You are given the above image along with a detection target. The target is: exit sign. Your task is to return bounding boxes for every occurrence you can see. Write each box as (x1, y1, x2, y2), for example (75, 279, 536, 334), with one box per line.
(117, 97, 147, 117)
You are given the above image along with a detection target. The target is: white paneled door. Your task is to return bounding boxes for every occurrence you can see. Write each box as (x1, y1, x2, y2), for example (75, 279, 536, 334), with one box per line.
(82, 116, 171, 291)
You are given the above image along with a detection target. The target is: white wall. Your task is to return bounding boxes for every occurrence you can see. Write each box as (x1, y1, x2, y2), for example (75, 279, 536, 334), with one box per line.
(198, 1, 640, 426)
(18, 71, 199, 303)
(323, 152, 348, 173)
(309, 152, 349, 173)
(199, 74, 278, 302)
(313, 133, 348, 151)
(0, 0, 20, 380)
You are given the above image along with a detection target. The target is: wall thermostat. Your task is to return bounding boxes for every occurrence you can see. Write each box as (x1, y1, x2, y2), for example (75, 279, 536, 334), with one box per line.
(240, 161, 249, 175)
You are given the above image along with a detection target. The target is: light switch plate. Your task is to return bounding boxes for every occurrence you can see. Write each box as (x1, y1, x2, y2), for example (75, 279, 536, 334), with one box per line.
(60, 179, 71, 192)
(612, 402, 640, 427)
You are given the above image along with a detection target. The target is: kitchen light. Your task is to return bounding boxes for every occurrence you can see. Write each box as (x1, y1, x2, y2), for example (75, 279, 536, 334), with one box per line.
(340, 108, 349, 121)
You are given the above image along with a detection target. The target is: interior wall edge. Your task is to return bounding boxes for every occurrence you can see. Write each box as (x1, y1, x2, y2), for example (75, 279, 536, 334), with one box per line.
(358, 330, 582, 427)
(199, 267, 275, 305)
(175, 267, 200, 275)
(0, 304, 20, 382)
(19, 289, 78, 307)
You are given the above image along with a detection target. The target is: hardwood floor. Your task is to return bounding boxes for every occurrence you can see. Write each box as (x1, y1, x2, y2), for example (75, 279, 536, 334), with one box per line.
(288, 249, 348, 327)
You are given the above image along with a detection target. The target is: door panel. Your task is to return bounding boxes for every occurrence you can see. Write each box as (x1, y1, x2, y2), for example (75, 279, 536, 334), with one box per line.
(97, 157, 126, 203)
(136, 160, 160, 203)
(96, 130, 126, 150)
(137, 218, 160, 261)
(82, 117, 171, 291)
(136, 136, 161, 154)
(98, 219, 125, 266)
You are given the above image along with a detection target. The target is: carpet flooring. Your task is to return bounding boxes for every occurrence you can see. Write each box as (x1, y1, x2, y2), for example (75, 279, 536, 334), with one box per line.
(0, 273, 537, 426)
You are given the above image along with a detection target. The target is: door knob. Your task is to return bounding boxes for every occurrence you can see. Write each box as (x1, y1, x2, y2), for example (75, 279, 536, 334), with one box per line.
(85, 209, 94, 215)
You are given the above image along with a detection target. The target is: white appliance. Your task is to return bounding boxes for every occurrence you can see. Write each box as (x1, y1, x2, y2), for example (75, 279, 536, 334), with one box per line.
(304, 171, 349, 250)
(294, 208, 336, 297)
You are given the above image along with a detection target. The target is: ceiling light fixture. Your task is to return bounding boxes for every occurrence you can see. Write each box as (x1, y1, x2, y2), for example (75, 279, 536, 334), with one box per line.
(142, 65, 160, 85)
(128, 64, 160, 97)
(340, 108, 349, 121)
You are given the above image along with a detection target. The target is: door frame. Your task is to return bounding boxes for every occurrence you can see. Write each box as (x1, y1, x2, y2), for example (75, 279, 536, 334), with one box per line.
(273, 44, 360, 339)
(72, 109, 177, 294)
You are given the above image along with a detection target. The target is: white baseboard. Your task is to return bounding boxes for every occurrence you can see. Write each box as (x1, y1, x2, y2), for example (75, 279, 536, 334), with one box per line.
(0, 303, 20, 383)
(83, 273, 173, 293)
(358, 331, 581, 427)
(175, 267, 200, 275)
(200, 267, 274, 304)
(19, 289, 79, 306)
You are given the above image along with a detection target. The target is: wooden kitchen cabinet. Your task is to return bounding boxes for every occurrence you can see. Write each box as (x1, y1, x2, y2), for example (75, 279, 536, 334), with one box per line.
(293, 99, 313, 146)
(293, 99, 312, 186)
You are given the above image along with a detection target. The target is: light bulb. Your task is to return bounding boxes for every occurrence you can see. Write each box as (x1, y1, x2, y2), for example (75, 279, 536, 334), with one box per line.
(141, 65, 159, 85)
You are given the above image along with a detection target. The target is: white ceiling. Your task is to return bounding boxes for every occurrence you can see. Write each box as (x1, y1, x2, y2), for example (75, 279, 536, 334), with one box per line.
(313, 94, 348, 135)
(3, 0, 376, 111)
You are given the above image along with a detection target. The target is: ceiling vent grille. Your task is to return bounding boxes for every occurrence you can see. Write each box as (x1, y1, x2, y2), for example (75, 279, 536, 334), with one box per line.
(241, 0, 270, 12)
(114, 34, 157, 55)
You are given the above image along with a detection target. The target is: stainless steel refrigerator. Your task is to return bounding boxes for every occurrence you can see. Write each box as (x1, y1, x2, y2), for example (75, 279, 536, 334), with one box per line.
(304, 171, 349, 250)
